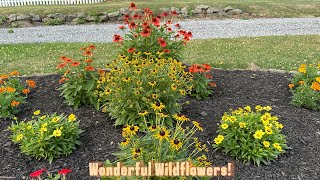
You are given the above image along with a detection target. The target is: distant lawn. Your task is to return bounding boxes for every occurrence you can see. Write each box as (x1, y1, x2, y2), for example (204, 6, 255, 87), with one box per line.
(0, 0, 320, 18)
(0, 35, 319, 75)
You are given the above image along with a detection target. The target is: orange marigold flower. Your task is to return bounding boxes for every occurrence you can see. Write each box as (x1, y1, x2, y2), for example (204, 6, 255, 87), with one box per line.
(59, 77, 66, 84)
(203, 64, 211, 72)
(288, 84, 294, 89)
(71, 61, 80, 67)
(10, 70, 19, 76)
(298, 81, 305, 85)
(57, 63, 67, 69)
(205, 74, 213, 79)
(0, 87, 5, 93)
(0, 75, 9, 79)
(209, 82, 217, 87)
(11, 100, 20, 107)
(6, 87, 16, 93)
(311, 82, 320, 91)
(26, 80, 36, 88)
(22, 89, 30, 95)
(85, 66, 95, 71)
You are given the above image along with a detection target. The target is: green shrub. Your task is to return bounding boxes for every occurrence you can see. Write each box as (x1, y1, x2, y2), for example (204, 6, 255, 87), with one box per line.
(213, 105, 288, 165)
(57, 45, 101, 109)
(97, 55, 193, 127)
(102, 115, 210, 180)
(75, 17, 86, 25)
(9, 110, 83, 163)
(188, 64, 216, 100)
(45, 18, 64, 26)
(0, 71, 35, 119)
(7, 29, 14, 33)
(0, 16, 7, 25)
(288, 64, 320, 110)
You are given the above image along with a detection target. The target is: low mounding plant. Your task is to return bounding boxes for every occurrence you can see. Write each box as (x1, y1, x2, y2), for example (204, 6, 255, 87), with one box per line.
(97, 55, 193, 127)
(188, 64, 217, 100)
(0, 71, 36, 119)
(57, 44, 102, 109)
(102, 114, 210, 180)
(9, 110, 83, 163)
(113, 3, 192, 61)
(213, 105, 288, 165)
(288, 64, 320, 110)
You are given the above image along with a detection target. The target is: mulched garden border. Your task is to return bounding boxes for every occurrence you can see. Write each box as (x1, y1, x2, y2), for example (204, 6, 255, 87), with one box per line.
(1, 69, 319, 180)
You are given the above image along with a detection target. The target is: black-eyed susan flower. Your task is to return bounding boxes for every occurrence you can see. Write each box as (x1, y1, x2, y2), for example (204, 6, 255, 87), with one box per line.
(169, 139, 183, 150)
(149, 125, 158, 132)
(124, 125, 139, 136)
(33, 110, 41, 116)
(192, 121, 203, 131)
(151, 102, 165, 112)
(120, 138, 130, 147)
(179, 90, 186, 96)
(172, 114, 189, 121)
(136, 81, 142, 86)
(171, 84, 177, 91)
(148, 81, 156, 87)
(144, 51, 152, 55)
(122, 77, 131, 82)
(155, 128, 170, 141)
(151, 94, 158, 99)
(105, 89, 112, 95)
(138, 111, 149, 116)
(156, 112, 169, 118)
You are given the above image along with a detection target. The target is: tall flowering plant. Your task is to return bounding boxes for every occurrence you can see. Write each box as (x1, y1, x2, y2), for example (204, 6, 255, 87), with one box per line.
(113, 3, 192, 61)
(189, 64, 216, 100)
(0, 71, 36, 119)
(57, 45, 102, 109)
(288, 63, 320, 110)
(102, 114, 211, 180)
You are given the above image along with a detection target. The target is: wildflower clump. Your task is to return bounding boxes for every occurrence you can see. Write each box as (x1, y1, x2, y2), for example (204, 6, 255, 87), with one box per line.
(9, 110, 83, 163)
(213, 105, 288, 165)
(113, 3, 192, 61)
(57, 44, 102, 109)
(188, 64, 217, 100)
(288, 64, 320, 110)
(0, 71, 36, 119)
(103, 114, 210, 180)
(97, 55, 193, 127)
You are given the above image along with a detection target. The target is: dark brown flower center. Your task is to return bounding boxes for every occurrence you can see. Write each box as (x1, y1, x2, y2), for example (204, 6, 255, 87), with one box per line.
(130, 126, 135, 131)
(135, 148, 141, 153)
(160, 131, 165, 136)
(174, 139, 180, 144)
(156, 102, 161, 106)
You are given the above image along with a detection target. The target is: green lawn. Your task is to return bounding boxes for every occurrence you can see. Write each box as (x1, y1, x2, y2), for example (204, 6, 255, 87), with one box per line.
(0, 0, 319, 18)
(1, 35, 319, 75)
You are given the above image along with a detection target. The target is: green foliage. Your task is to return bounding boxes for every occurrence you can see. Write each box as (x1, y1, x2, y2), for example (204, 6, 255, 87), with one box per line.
(97, 55, 193, 127)
(188, 64, 216, 100)
(9, 111, 83, 163)
(75, 17, 86, 25)
(57, 45, 101, 109)
(0, 16, 7, 24)
(213, 105, 288, 165)
(113, 7, 192, 61)
(289, 64, 320, 110)
(0, 71, 35, 119)
(45, 18, 64, 26)
(102, 116, 210, 180)
(7, 29, 14, 33)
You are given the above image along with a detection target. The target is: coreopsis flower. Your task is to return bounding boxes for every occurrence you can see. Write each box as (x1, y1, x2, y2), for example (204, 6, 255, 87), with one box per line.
(239, 122, 246, 128)
(263, 141, 270, 148)
(16, 134, 23, 141)
(127, 47, 136, 53)
(273, 143, 282, 151)
(113, 34, 123, 43)
(214, 135, 224, 145)
(68, 114, 76, 122)
(169, 139, 183, 150)
(155, 128, 170, 141)
(151, 102, 165, 112)
(253, 130, 265, 139)
(33, 110, 41, 115)
(158, 38, 167, 47)
(71, 61, 80, 67)
(53, 129, 62, 137)
(221, 123, 229, 129)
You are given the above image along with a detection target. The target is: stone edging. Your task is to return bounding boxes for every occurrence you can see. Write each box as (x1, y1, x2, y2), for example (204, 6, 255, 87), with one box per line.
(0, 5, 255, 28)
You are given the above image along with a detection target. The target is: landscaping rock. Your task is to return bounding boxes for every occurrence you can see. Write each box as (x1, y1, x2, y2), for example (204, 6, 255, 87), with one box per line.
(192, 8, 203, 14)
(47, 14, 56, 18)
(181, 7, 188, 16)
(17, 14, 32, 21)
(85, 15, 96, 22)
(31, 14, 42, 22)
(195, 5, 210, 10)
(7, 14, 17, 23)
(228, 9, 244, 15)
(160, 7, 171, 13)
(11, 20, 34, 28)
(108, 11, 120, 18)
(119, 8, 130, 15)
(54, 13, 66, 21)
(247, 63, 262, 71)
(131, 9, 144, 16)
(223, 6, 234, 12)
(207, 7, 221, 14)
(42, 18, 50, 23)
(99, 15, 109, 22)
(77, 12, 86, 18)
(66, 14, 77, 22)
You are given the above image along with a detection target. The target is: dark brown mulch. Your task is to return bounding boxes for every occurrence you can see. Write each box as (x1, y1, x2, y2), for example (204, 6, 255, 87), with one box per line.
(1, 70, 319, 180)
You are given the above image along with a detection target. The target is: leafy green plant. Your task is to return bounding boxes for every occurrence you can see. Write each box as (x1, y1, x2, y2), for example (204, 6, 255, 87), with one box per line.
(0, 71, 35, 119)
(188, 64, 216, 100)
(45, 19, 64, 26)
(7, 29, 14, 33)
(213, 105, 288, 165)
(0, 16, 7, 25)
(9, 110, 83, 163)
(97, 55, 193, 127)
(102, 114, 210, 180)
(57, 45, 101, 109)
(75, 17, 86, 25)
(288, 64, 320, 110)
(113, 3, 192, 61)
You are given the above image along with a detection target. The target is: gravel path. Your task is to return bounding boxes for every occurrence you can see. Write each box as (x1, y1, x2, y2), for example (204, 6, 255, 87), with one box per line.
(1, 17, 320, 44)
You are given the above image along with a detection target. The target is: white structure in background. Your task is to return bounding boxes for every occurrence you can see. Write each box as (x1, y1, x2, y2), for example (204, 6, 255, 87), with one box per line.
(0, 0, 106, 7)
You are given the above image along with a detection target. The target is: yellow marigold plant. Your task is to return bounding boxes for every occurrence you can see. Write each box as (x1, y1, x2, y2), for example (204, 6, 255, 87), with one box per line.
(288, 64, 320, 110)
(9, 110, 83, 163)
(97, 54, 193, 127)
(0, 71, 36, 119)
(213, 105, 288, 165)
(102, 114, 210, 180)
